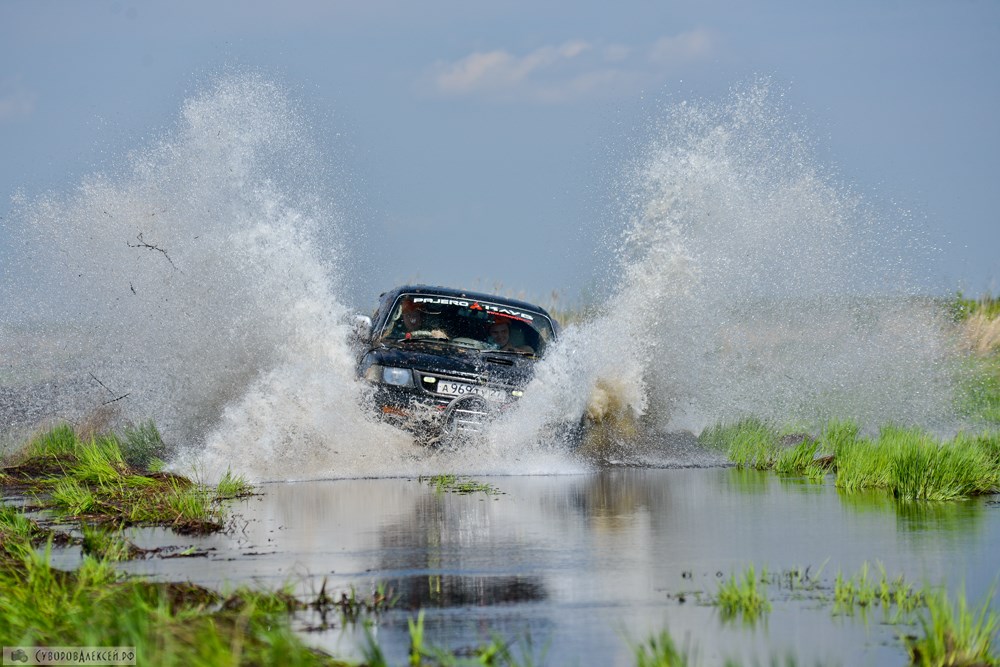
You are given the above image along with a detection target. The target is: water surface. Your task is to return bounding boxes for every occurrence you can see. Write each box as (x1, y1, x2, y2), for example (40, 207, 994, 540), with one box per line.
(118, 467, 1000, 666)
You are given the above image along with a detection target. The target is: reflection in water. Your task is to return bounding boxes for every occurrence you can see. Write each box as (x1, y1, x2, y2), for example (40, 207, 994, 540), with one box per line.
(377, 491, 548, 608)
(118, 468, 999, 667)
(397, 574, 546, 609)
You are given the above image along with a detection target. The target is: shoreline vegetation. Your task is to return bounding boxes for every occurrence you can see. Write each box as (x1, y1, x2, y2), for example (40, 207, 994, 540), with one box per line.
(1, 293, 998, 665)
(699, 291, 1000, 502)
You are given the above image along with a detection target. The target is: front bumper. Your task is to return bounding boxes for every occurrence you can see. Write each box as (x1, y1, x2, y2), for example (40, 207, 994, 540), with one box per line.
(367, 368, 520, 442)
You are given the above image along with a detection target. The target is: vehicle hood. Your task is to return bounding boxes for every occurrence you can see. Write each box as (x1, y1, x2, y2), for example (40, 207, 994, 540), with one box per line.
(370, 342, 536, 387)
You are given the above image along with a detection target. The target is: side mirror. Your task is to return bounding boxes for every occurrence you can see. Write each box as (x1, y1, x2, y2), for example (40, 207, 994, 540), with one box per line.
(351, 315, 373, 345)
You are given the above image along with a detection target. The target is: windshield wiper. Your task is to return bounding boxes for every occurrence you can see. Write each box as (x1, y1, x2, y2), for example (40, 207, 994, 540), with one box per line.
(481, 348, 534, 357)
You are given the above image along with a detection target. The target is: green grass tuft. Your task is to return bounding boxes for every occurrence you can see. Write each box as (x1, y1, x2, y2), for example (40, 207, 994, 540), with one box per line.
(906, 586, 999, 667)
(216, 468, 254, 499)
(81, 524, 134, 561)
(699, 418, 780, 470)
(120, 420, 169, 470)
(833, 562, 925, 617)
(421, 474, 501, 495)
(50, 478, 99, 515)
(634, 629, 693, 667)
(834, 425, 999, 501)
(0, 503, 345, 666)
(24, 422, 78, 457)
(716, 564, 771, 624)
(950, 291, 1000, 322)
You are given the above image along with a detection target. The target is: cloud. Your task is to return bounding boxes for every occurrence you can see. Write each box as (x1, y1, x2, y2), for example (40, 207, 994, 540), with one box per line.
(432, 40, 593, 96)
(0, 82, 37, 122)
(648, 29, 713, 64)
(425, 30, 714, 103)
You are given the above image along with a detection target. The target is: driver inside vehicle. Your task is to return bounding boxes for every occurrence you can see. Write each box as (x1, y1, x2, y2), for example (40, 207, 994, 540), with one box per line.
(487, 318, 533, 354)
(385, 299, 448, 340)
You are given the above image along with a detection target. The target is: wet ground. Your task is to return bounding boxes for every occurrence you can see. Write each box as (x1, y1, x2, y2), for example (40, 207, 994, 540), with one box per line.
(85, 467, 999, 666)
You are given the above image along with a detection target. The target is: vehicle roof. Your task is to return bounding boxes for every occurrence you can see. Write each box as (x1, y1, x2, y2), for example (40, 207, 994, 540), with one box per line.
(379, 284, 556, 319)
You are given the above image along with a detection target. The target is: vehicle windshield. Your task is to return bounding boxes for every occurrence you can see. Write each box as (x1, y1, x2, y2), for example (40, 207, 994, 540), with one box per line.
(379, 294, 554, 356)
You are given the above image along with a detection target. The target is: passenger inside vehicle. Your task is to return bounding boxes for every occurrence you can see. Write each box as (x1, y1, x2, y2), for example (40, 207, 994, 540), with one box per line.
(384, 299, 448, 340)
(487, 319, 534, 354)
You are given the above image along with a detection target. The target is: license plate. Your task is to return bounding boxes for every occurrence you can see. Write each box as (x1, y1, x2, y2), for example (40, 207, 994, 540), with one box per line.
(436, 381, 507, 403)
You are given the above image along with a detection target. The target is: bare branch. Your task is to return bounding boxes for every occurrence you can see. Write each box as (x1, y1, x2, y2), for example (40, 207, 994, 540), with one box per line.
(127, 232, 178, 270)
(89, 372, 116, 397)
(101, 392, 131, 406)
(89, 372, 130, 406)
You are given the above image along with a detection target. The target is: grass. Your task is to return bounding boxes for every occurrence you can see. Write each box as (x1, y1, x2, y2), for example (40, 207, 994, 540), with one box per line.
(0, 504, 346, 666)
(834, 425, 999, 501)
(120, 419, 170, 469)
(421, 474, 502, 496)
(362, 609, 542, 667)
(701, 418, 1000, 501)
(216, 468, 256, 499)
(951, 291, 1000, 323)
(954, 293, 1000, 423)
(716, 565, 771, 624)
(699, 419, 780, 470)
(905, 586, 999, 667)
(832, 562, 926, 617)
(958, 352, 1000, 424)
(304, 579, 396, 629)
(633, 630, 694, 667)
(2, 423, 254, 534)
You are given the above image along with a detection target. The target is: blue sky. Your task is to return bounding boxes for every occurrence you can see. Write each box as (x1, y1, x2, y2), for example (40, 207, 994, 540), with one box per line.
(2, 0, 998, 307)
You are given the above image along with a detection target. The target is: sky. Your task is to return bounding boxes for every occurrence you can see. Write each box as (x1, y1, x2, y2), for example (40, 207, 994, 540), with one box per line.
(2, 0, 999, 310)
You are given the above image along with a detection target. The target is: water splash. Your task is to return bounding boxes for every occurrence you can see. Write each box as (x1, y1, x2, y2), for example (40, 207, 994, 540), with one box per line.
(2, 74, 372, 469)
(499, 82, 958, 459)
(2, 77, 961, 477)
(1, 73, 585, 480)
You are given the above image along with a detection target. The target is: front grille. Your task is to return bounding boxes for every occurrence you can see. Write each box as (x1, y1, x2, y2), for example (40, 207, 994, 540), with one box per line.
(442, 395, 491, 437)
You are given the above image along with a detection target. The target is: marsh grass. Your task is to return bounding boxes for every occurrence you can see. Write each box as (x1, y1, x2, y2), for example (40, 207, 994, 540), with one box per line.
(421, 474, 501, 496)
(832, 562, 925, 618)
(1, 553, 341, 665)
(951, 291, 1000, 323)
(716, 565, 771, 624)
(2, 423, 254, 535)
(774, 439, 827, 481)
(304, 579, 396, 631)
(80, 523, 135, 561)
(905, 586, 999, 667)
(959, 353, 1000, 424)
(834, 425, 999, 501)
(699, 419, 780, 470)
(23, 422, 77, 458)
(633, 629, 694, 667)
(217, 468, 256, 499)
(0, 500, 344, 666)
(120, 420, 170, 469)
(704, 418, 999, 501)
(360, 609, 539, 667)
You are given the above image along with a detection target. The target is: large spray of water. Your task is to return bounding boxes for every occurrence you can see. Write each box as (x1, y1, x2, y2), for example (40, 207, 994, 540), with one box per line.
(499, 83, 958, 462)
(2, 75, 382, 469)
(2, 76, 961, 478)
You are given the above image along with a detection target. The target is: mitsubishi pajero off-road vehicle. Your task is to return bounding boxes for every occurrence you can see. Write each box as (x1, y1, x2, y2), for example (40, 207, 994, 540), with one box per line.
(355, 285, 560, 444)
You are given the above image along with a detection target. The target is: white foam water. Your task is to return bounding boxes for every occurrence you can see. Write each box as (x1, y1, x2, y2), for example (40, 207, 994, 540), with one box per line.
(2, 77, 962, 478)
(2, 73, 587, 481)
(496, 82, 959, 461)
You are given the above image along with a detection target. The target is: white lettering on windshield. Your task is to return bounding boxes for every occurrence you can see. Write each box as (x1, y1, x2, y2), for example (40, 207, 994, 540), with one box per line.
(410, 296, 537, 322)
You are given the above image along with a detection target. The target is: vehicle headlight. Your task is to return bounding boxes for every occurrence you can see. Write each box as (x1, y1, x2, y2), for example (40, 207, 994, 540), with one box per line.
(365, 364, 414, 387)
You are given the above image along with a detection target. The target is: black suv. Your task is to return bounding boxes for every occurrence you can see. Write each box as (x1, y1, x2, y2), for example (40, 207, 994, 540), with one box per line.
(355, 285, 560, 444)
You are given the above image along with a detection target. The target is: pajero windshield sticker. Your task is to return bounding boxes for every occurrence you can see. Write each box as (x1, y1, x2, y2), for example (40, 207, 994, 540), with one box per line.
(411, 296, 537, 323)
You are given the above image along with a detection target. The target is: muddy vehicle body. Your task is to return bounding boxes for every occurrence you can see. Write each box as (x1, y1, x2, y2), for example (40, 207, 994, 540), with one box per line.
(355, 285, 559, 444)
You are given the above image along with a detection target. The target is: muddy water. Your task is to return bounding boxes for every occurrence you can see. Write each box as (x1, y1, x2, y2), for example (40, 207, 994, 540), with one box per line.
(115, 468, 999, 666)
